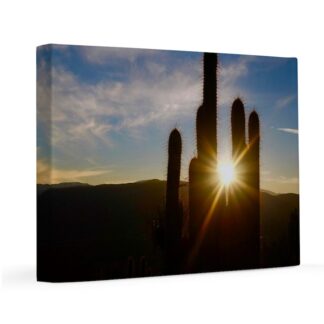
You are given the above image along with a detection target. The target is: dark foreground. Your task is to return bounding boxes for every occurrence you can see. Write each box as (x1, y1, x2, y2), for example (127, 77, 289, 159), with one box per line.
(37, 180, 299, 282)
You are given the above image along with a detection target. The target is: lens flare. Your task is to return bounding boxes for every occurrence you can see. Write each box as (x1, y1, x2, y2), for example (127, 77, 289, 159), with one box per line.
(218, 161, 236, 186)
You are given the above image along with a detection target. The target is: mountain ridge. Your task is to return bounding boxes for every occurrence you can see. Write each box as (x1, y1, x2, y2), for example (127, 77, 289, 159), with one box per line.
(37, 179, 299, 196)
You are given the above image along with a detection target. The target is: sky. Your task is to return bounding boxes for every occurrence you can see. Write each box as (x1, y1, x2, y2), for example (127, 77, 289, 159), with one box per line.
(37, 44, 299, 193)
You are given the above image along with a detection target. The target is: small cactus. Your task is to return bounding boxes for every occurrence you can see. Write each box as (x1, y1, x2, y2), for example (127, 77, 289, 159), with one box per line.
(166, 128, 182, 219)
(165, 128, 183, 274)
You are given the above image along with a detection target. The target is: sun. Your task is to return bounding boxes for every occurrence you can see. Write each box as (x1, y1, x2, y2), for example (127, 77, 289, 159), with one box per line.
(218, 161, 236, 186)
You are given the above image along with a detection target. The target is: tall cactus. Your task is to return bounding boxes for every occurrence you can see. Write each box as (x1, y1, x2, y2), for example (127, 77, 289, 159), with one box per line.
(203, 52, 217, 164)
(188, 53, 219, 271)
(165, 128, 182, 274)
(195, 53, 218, 189)
(196, 53, 218, 164)
(247, 111, 260, 267)
(196, 105, 207, 161)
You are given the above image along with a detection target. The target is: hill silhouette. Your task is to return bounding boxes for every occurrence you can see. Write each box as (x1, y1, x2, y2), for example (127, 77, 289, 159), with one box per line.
(37, 180, 299, 282)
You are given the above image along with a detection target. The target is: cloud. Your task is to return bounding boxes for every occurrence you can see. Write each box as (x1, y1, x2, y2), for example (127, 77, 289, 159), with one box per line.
(80, 46, 160, 65)
(51, 44, 69, 51)
(261, 175, 299, 193)
(80, 47, 254, 108)
(37, 159, 51, 184)
(261, 170, 298, 184)
(261, 170, 271, 176)
(37, 50, 255, 152)
(37, 54, 202, 149)
(277, 128, 298, 135)
(37, 159, 110, 184)
(37, 49, 205, 178)
(263, 175, 299, 184)
(219, 57, 249, 87)
(218, 56, 251, 106)
(276, 95, 296, 109)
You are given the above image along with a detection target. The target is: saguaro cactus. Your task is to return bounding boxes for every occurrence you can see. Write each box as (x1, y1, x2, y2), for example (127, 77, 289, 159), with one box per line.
(166, 129, 182, 217)
(203, 52, 218, 163)
(230, 98, 248, 202)
(247, 111, 261, 267)
(188, 158, 201, 246)
(166, 52, 261, 274)
(165, 128, 183, 274)
(196, 105, 207, 161)
(248, 111, 260, 197)
(217, 98, 245, 268)
(188, 53, 220, 271)
(231, 98, 246, 162)
(196, 53, 218, 164)
(195, 53, 218, 192)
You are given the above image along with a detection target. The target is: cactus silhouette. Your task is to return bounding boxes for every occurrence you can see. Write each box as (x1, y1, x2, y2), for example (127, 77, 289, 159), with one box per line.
(165, 128, 183, 274)
(166, 129, 182, 218)
(248, 111, 260, 199)
(188, 53, 222, 271)
(196, 53, 217, 163)
(202, 52, 217, 163)
(196, 105, 207, 161)
(188, 157, 200, 240)
(247, 111, 261, 266)
(165, 52, 261, 274)
(231, 98, 246, 162)
(221, 99, 260, 268)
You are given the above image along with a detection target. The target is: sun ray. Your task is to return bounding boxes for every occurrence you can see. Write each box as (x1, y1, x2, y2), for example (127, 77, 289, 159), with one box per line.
(233, 135, 257, 167)
(187, 136, 257, 269)
(188, 184, 224, 268)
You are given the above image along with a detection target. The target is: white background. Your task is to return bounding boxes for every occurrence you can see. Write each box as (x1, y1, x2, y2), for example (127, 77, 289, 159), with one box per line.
(1, 0, 323, 323)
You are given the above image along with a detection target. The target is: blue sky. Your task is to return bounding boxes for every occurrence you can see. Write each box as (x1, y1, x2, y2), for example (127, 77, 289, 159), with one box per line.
(37, 44, 298, 193)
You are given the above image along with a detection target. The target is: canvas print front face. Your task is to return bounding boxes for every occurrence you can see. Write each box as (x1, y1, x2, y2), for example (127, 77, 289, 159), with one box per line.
(37, 45, 299, 282)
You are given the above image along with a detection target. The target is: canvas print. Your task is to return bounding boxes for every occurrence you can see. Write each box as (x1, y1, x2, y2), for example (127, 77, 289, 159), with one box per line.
(37, 44, 299, 282)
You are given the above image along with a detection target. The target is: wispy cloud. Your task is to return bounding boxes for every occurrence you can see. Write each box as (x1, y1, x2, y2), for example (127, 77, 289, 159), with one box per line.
(276, 94, 296, 109)
(277, 128, 298, 135)
(38, 50, 257, 154)
(263, 175, 299, 184)
(38, 54, 202, 149)
(37, 159, 110, 184)
(218, 56, 251, 106)
(80, 46, 158, 65)
(219, 57, 249, 87)
(37, 49, 205, 179)
(261, 175, 299, 193)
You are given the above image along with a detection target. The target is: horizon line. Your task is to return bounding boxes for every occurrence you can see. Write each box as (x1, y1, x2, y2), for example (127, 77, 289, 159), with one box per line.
(37, 179, 299, 195)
